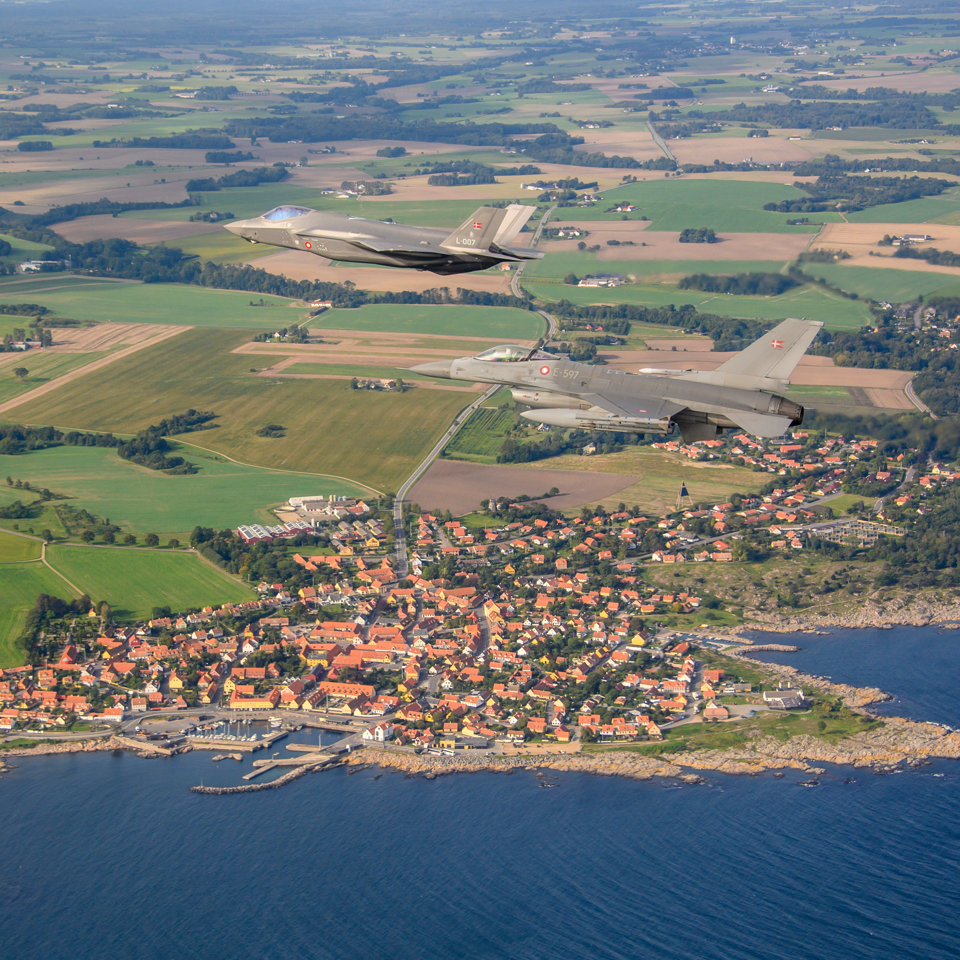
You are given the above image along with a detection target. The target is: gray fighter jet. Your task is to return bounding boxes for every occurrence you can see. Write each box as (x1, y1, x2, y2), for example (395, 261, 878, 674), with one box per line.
(224, 203, 544, 275)
(410, 318, 823, 442)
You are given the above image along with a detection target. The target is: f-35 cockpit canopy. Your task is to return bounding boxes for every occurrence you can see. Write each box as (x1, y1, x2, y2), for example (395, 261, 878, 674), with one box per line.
(474, 344, 551, 363)
(261, 205, 313, 221)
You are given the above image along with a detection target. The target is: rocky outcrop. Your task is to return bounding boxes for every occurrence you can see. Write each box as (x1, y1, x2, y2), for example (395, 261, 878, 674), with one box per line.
(0, 736, 123, 758)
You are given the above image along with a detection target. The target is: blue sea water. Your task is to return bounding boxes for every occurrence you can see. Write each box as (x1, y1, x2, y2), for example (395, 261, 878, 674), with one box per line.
(2, 629, 960, 960)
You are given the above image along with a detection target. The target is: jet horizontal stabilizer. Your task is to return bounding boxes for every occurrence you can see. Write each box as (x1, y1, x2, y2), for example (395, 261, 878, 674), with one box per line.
(728, 411, 794, 438)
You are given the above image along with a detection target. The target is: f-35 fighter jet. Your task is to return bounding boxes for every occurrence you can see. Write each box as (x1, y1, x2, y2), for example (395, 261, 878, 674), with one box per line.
(224, 203, 544, 276)
(410, 318, 823, 442)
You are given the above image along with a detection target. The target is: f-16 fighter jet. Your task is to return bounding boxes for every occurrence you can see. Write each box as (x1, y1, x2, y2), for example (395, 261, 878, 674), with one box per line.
(410, 318, 823, 442)
(224, 203, 544, 276)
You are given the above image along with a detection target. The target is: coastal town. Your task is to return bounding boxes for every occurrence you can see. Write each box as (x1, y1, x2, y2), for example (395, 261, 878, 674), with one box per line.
(2, 422, 954, 777)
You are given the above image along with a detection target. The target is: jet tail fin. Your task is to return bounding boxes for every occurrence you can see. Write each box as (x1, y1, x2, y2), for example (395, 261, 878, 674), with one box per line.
(440, 204, 536, 253)
(717, 318, 823, 382)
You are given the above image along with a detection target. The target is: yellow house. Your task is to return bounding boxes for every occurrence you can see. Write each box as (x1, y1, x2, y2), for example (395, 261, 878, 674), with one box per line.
(366, 536, 381, 548)
(223, 676, 238, 695)
(200, 683, 218, 705)
(168, 673, 184, 692)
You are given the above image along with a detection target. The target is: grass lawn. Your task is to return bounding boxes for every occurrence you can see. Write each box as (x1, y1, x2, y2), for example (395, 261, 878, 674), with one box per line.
(0, 562, 79, 667)
(9, 327, 474, 492)
(556, 179, 841, 232)
(45, 544, 253, 620)
(0, 352, 105, 404)
(820, 494, 877, 517)
(0, 444, 367, 539)
(527, 280, 872, 329)
(311, 303, 543, 340)
(0, 281, 309, 328)
(800, 263, 960, 302)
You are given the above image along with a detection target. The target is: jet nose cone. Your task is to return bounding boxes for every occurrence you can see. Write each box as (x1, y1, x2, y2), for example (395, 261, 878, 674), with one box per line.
(409, 360, 453, 379)
(224, 218, 256, 237)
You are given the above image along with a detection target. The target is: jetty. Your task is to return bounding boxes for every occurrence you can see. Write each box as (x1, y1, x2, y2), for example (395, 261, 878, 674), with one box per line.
(191, 753, 347, 794)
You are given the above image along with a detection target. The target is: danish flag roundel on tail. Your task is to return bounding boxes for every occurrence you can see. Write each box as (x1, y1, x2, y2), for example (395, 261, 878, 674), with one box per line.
(473, 221, 484, 229)
(771, 339, 785, 349)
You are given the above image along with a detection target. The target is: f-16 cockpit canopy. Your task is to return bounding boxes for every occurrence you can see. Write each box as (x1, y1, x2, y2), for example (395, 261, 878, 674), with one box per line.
(261, 205, 312, 221)
(474, 344, 551, 363)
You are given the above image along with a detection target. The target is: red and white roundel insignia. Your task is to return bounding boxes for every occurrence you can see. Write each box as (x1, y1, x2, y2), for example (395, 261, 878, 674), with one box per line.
(539, 365, 551, 376)
(304, 241, 312, 249)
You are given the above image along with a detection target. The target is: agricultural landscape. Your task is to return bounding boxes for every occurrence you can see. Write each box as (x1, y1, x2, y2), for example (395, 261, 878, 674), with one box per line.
(0, 0, 958, 657)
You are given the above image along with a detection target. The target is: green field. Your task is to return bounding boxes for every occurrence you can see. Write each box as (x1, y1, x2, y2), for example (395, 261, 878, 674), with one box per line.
(524, 252, 794, 282)
(0, 352, 104, 404)
(311, 303, 543, 339)
(0, 561, 79, 667)
(154, 230, 276, 265)
(531, 256, 794, 282)
(800, 263, 960, 302)
(847, 189, 960, 224)
(443, 406, 517, 461)
(0, 281, 309, 328)
(45, 545, 253, 620)
(526, 280, 872, 329)
(9, 327, 474, 491)
(282, 362, 434, 381)
(554, 179, 843, 232)
(0, 444, 367, 539)
(0, 530, 41, 563)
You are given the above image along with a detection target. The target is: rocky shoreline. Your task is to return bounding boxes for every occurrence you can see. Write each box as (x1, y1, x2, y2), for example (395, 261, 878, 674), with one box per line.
(724, 597, 960, 635)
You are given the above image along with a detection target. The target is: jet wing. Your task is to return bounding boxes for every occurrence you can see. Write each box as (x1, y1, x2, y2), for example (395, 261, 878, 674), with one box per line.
(582, 393, 685, 420)
(346, 237, 442, 257)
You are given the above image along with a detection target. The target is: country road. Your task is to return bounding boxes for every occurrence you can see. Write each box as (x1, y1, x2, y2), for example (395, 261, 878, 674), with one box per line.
(392, 204, 560, 576)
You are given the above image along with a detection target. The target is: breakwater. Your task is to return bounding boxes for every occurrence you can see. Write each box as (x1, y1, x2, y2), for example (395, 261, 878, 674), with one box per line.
(191, 757, 345, 794)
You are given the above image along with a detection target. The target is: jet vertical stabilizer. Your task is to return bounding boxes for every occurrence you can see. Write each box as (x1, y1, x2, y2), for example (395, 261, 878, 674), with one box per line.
(440, 204, 540, 257)
(717, 317, 824, 382)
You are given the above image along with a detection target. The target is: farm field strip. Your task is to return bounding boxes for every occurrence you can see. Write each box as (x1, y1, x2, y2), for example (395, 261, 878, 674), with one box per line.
(0, 324, 190, 416)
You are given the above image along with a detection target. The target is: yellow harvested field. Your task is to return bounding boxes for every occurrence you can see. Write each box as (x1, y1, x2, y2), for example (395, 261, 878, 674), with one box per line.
(42, 321, 177, 352)
(818, 222, 960, 252)
(0, 171, 190, 214)
(866, 388, 915, 410)
(245, 250, 515, 294)
(56, 216, 222, 244)
(593, 231, 811, 262)
(670, 136, 817, 165)
(642, 337, 714, 351)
